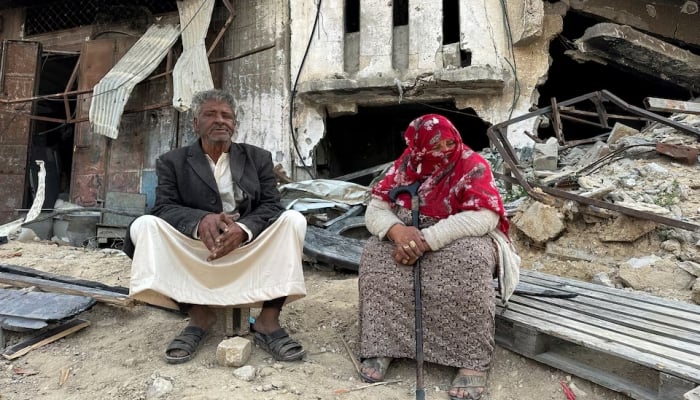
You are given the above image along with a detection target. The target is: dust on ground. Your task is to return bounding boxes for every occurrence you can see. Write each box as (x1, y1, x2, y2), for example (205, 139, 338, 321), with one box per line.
(0, 234, 641, 400)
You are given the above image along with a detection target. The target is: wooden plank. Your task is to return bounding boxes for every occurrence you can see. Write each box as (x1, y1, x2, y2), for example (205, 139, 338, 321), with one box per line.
(644, 97, 700, 115)
(496, 305, 700, 382)
(506, 295, 700, 358)
(502, 289, 700, 345)
(516, 284, 699, 332)
(501, 300, 700, 368)
(0, 263, 129, 294)
(3, 319, 90, 360)
(322, 205, 364, 228)
(660, 372, 698, 400)
(535, 351, 657, 400)
(523, 270, 700, 315)
(520, 273, 700, 327)
(0, 272, 134, 307)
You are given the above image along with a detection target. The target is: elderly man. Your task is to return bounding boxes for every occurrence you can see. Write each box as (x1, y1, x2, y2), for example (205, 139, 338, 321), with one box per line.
(124, 89, 307, 364)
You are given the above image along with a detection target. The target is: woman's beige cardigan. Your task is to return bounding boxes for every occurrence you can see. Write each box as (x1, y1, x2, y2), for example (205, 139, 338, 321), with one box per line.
(364, 197, 520, 303)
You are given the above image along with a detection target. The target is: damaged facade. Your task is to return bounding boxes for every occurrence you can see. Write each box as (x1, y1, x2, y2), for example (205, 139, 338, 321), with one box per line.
(0, 0, 697, 225)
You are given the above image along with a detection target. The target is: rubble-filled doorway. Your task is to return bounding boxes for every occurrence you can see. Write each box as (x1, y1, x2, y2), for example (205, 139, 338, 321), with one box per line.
(318, 102, 490, 186)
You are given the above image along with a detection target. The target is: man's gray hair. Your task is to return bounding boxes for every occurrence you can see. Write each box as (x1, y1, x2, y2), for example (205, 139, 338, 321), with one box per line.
(191, 89, 236, 118)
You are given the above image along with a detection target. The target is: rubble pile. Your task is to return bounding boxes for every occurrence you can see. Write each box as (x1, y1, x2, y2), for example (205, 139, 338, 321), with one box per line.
(500, 111, 700, 304)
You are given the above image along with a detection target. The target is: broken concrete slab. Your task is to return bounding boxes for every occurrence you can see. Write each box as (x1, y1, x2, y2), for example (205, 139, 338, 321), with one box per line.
(619, 256, 695, 290)
(569, 23, 700, 92)
(505, 0, 544, 46)
(568, 0, 700, 48)
(607, 122, 640, 145)
(513, 201, 566, 243)
(533, 137, 559, 171)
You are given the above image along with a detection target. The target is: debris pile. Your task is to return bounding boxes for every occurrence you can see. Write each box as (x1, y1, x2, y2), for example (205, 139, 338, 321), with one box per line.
(492, 97, 700, 304)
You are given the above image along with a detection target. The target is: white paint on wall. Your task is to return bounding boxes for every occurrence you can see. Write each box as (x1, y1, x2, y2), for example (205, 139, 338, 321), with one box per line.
(460, 0, 503, 68)
(290, 0, 344, 81)
(408, 0, 443, 72)
(358, 0, 394, 77)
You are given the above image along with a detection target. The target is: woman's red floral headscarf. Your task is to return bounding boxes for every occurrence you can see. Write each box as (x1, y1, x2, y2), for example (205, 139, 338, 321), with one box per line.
(372, 114, 509, 235)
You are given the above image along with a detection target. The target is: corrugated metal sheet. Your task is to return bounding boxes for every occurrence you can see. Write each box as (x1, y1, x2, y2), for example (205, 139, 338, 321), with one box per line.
(88, 24, 180, 139)
(172, 0, 215, 112)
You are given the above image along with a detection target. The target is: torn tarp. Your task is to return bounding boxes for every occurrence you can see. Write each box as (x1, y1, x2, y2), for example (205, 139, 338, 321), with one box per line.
(89, 24, 180, 139)
(279, 179, 370, 206)
(172, 0, 215, 111)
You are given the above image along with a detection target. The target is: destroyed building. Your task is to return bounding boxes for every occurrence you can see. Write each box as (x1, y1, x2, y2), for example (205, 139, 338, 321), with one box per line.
(0, 0, 697, 228)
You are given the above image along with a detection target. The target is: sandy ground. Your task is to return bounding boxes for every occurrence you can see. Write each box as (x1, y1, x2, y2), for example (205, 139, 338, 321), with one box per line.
(0, 238, 642, 400)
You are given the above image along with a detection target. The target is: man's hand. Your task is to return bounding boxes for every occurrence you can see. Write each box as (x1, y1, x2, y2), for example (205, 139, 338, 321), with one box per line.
(198, 213, 247, 261)
(387, 224, 430, 266)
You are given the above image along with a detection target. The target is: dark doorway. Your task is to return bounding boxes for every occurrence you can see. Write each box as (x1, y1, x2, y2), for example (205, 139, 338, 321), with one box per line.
(537, 11, 691, 141)
(29, 53, 78, 210)
(318, 102, 490, 186)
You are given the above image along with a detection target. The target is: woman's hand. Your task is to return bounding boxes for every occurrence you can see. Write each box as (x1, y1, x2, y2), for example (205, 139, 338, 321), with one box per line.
(387, 224, 430, 266)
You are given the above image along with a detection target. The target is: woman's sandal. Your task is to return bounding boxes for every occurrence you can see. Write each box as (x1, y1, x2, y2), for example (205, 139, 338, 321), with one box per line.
(358, 357, 393, 383)
(253, 328, 306, 361)
(164, 326, 207, 364)
(449, 371, 487, 400)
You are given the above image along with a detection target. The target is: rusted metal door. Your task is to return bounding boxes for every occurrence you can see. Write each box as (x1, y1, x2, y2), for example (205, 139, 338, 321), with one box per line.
(0, 40, 41, 224)
(71, 37, 142, 207)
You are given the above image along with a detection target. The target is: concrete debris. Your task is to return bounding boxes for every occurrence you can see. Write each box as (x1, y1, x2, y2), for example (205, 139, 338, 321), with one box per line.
(570, 23, 700, 92)
(678, 261, 700, 277)
(619, 256, 695, 291)
(598, 215, 656, 243)
(512, 201, 566, 243)
(490, 90, 700, 303)
(591, 272, 615, 288)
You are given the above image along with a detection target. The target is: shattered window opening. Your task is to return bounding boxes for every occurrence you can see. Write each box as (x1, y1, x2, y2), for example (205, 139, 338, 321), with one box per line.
(442, 0, 460, 45)
(345, 0, 360, 34)
(392, 0, 408, 27)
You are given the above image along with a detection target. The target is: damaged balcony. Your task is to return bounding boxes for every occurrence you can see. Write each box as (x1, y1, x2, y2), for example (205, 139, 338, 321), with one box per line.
(295, 64, 510, 106)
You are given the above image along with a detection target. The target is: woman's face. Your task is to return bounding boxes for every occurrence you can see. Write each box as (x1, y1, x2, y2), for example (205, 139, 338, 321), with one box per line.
(432, 138, 457, 153)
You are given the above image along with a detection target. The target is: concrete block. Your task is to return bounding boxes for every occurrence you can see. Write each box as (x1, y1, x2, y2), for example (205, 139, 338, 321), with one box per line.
(607, 122, 640, 145)
(533, 137, 559, 171)
(216, 336, 252, 367)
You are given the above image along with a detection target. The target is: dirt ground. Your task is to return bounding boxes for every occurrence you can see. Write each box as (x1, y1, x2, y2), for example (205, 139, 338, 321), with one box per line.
(0, 229, 653, 400)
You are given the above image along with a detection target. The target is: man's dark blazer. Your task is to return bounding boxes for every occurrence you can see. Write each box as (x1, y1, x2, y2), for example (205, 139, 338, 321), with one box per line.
(123, 140, 284, 258)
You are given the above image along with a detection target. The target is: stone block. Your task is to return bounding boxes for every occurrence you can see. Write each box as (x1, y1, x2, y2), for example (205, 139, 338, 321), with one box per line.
(512, 200, 565, 243)
(216, 336, 252, 367)
(533, 137, 559, 171)
(607, 122, 640, 145)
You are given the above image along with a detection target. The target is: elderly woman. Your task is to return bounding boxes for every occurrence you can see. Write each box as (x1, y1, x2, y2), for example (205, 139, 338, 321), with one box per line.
(358, 114, 519, 400)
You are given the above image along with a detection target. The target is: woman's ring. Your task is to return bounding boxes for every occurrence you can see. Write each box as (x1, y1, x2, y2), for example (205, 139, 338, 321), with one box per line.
(403, 244, 410, 249)
(409, 240, 417, 248)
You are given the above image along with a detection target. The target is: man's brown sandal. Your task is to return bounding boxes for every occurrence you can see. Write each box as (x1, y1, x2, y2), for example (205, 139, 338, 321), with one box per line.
(449, 372, 487, 400)
(358, 357, 393, 383)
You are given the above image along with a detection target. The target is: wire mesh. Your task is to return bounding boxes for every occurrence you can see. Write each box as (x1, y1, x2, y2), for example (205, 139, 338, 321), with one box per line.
(24, 0, 178, 36)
